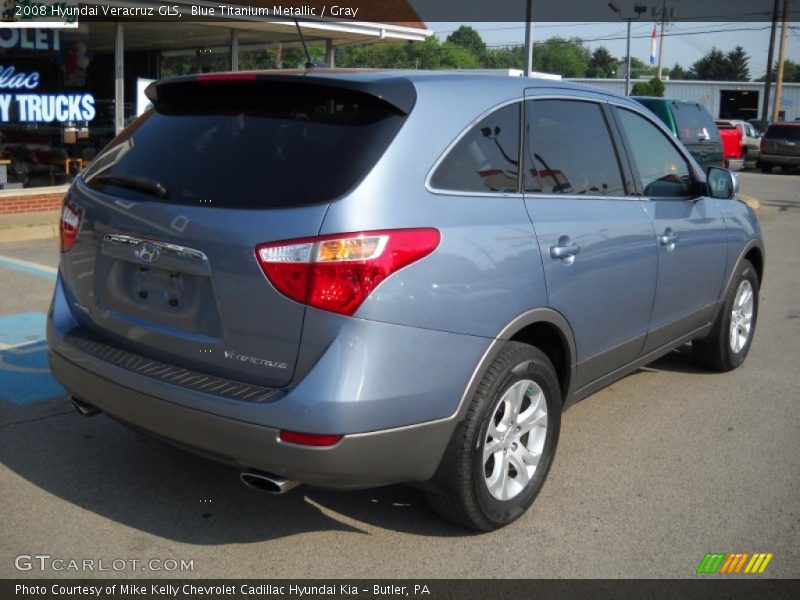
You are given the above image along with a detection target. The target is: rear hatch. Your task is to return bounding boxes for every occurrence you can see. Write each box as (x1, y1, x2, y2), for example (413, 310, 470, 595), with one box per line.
(669, 101, 723, 169)
(59, 75, 410, 388)
(762, 124, 800, 158)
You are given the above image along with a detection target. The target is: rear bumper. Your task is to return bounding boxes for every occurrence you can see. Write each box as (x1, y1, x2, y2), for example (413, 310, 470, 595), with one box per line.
(49, 349, 454, 489)
(47, 275, 490, 489)
(759, 154, 800, 165)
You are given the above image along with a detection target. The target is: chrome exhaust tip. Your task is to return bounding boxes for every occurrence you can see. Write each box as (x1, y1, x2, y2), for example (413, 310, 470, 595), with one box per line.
(68, 395, 101, 417)
(240, 471, 300, 494)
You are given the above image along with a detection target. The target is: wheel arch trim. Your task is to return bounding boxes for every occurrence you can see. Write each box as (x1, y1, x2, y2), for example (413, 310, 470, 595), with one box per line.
(725, 239, 765, 296)
(454, 308, 578, 422)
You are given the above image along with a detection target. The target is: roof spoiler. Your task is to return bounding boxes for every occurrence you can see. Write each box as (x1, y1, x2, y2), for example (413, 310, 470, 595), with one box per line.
(145, 72, 417, 115)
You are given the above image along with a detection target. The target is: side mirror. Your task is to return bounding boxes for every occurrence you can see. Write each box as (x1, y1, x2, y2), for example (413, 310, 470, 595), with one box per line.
(706, 166, 739, 200)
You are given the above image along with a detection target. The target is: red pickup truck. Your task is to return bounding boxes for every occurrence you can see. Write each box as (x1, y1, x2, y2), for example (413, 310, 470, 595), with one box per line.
(715, 120, 744, 167)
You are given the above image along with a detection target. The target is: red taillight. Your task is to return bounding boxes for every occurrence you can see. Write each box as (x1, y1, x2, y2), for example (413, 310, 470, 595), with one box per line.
(279, 430, 343, 447)
(256, 228, 440, 317)
(760, 137, 765, 150)
(196, 72, 258, 83)
(59, 200, 81, 252)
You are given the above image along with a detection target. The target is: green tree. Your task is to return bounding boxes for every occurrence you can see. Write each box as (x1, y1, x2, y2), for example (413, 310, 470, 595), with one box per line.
(533, 37, 591, 78)
(726, 46, 750, 81)
(446, 25, 486, 60)
(689, 48, 730, 80)
(631, 81, 655, 96)
(484, 46, 525, 70)
(782, 59, 800, 83)
(586, 46, 619, 78)
(648, 77, 665, 97)
(669, 63, 686, 80)
(625, 56, 656, 78)
(756, 59, 800, 83)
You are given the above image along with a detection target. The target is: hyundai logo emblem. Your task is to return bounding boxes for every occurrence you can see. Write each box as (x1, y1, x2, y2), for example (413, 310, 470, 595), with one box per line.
(134, 242, 161, 264)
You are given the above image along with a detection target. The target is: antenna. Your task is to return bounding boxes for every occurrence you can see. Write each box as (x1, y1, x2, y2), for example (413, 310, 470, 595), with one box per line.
(294, 19, 328, 69)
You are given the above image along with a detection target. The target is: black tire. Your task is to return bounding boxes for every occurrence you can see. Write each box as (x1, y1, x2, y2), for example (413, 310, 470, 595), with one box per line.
(692, 259, 759, 372)
(759, 162, 773, 174)
(425, 342, 562, 531)
(779, 165, 795, 173)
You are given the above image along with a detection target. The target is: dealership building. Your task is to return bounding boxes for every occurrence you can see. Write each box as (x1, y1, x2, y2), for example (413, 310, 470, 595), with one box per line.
(0, 0, 429, 213)
(570, 78, 800, 123)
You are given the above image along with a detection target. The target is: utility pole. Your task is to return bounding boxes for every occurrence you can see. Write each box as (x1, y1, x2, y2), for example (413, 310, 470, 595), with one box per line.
(609, 2, 646, 96)
(523, 0, 534, 77)
(656, 0, 667, 80)
(625, 20, 632, 92)
(761, 0, 779, 125)
(772, 0, 790, 122)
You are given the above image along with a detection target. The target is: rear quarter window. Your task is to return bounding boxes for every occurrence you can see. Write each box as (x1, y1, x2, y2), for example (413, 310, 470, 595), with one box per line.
(429, 103, 521, 193)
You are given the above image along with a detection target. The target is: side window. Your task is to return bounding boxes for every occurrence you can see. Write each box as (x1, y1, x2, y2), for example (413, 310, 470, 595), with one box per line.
(671, 103, 720, 144)
(524, 99, 626, 196)
(616, 108, 693, 198)
(430, 103, 520, 193)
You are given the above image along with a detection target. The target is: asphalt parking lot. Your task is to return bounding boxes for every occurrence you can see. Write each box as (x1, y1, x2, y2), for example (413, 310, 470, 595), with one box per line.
(1, 171, 798, 579)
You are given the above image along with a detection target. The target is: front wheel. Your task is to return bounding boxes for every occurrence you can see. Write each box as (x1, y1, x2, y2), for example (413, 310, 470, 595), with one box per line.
(426, 342, 562, 531)
(692, 259, 759, 371)
(759, 162, 773, 173)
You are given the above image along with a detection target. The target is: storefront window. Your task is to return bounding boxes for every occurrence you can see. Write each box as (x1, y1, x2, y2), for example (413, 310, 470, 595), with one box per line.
(0, 25, 120, 189)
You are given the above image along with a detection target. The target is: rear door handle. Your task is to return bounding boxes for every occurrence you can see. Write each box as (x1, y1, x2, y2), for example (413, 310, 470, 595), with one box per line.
(550, 237, 581, 264)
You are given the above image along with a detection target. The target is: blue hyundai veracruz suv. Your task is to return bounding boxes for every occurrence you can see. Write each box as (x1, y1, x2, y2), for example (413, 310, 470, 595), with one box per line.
(47, 71, 764, 530)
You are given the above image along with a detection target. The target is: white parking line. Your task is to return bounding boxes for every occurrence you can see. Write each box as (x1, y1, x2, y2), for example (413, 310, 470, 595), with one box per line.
(0, 254, 58, 274)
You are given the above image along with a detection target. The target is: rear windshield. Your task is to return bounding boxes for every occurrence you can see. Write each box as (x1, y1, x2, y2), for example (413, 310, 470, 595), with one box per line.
(671, 102, 720, 144)
(765, 125, 800, 140)
(83, 81, 407, 208)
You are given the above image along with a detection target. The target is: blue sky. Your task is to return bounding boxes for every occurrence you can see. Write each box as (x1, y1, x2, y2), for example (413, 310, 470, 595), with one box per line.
(428, 22, 799, 78)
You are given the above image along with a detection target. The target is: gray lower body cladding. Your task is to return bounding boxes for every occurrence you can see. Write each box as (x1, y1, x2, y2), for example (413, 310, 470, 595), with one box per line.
(49, 348, 458, 489)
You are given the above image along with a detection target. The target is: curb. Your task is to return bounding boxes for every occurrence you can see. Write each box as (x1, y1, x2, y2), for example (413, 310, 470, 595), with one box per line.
(0, 224, 58, 244)
(0, 210, 60, 244)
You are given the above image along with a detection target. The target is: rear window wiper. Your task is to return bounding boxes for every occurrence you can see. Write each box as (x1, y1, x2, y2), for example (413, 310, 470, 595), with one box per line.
(90, 174, 169, 199)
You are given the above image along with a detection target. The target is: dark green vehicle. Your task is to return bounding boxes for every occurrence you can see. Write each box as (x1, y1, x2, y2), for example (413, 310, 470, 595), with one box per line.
(632, 98, 723, 170)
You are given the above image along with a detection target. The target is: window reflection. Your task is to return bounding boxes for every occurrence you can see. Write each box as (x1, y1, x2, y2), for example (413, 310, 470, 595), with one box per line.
(430, 103, 520, 193)
(618, 109, 692, 198)
(525, 100, 626, 197)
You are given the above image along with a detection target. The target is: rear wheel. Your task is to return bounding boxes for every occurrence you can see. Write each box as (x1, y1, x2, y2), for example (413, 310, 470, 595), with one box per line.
(692, 259, 758, 372)
(759, 162, 773, 173)
(426, 342, 561, 531)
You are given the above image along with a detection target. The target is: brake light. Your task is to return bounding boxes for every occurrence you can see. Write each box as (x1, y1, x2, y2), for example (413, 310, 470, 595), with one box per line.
(60, 200, 81, 252)
(196, 72, 258, 83)
(279, 430, 343, 447)
(760, 137, 765, 150)
(256, 228, 440, 316)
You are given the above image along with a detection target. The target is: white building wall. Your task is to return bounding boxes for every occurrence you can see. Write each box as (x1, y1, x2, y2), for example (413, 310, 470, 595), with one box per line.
(568, 79, 800, 121)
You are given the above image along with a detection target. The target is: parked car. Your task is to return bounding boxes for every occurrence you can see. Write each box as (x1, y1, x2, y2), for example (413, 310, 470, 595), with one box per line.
(718, 119, 761, 162)
(714, 120, 744, 167)
(748, 118, 771, 135)
(48, 72, 764, 530)
(758, 122, 800, 173)
(632, 97, 723, 170)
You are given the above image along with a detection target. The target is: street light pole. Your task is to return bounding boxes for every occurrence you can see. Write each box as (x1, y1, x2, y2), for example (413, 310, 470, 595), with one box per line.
(523, 0, 534, 77)
(609, 2, 646, 96)
(625, 19, 632, 95)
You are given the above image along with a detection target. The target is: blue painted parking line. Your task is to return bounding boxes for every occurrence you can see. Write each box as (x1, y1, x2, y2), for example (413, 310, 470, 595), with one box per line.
(0, 254, 57, 281)
(0, 312, 64, 405)
(0, 312, 48, 348)
(0, 341, 64, 404)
